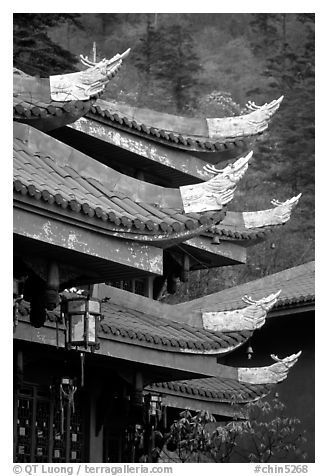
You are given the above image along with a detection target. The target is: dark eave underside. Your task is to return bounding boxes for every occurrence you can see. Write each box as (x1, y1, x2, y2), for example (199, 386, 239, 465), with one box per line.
(50, 125, 206, 187)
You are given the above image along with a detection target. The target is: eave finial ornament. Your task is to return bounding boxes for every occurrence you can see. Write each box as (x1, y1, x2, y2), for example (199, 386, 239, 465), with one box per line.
(206, 96, 284, 139)
(50, 48, 131, 101)
(238, 351, 302, 385)
(245, 96, 284, 128)
(202, 290, 281, 333)
(242, 193, 302, 229)
(180, 151, 253, 214)
(270, 194, 302, 223)
(246, 95, 284, 114)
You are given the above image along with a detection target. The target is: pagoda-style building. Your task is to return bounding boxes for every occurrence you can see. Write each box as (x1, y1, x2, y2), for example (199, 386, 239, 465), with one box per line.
(13, 50, 302, 463)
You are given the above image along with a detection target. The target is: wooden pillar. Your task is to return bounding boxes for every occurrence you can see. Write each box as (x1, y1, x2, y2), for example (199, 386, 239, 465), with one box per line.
(128, 371, 144, 462)
(89, 393, 104, 462)
(145, 277, 154, 299)
(45, 261, 60, 310)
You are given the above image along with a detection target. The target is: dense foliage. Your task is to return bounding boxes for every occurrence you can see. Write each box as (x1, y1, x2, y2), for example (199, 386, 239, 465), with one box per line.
(161, 395, 307, 463)
(13, 13, 314, 295)
(13, 14, 82, 76)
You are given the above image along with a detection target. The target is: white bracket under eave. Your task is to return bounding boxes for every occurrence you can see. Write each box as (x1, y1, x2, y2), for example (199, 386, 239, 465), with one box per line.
(180, 151, 253, 214)
(202, 290, 281, 333)
(50, 49, 131, 101)
(242, 193, 302, 229)
(237, 351, 302, 384)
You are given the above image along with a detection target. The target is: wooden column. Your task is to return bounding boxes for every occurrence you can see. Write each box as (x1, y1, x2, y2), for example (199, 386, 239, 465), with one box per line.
(145, 277, 154, 299)
(89, 394, 104, 462)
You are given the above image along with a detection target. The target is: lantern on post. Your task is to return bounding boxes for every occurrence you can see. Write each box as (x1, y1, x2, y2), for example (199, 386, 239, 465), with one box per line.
(61, 295, 103, 352)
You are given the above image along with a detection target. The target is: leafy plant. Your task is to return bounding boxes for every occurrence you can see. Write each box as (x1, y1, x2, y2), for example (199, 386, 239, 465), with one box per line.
(161, 394, 307, 463)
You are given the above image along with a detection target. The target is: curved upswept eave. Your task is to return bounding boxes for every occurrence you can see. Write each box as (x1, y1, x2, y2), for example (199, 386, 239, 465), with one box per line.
(206, 96, 284, 139)
(50, 49, 130, 101)
(13, 123, 229, 242)
(16, 298, 253, 357)
(202, 291, 281, 333)
(13, 50, 130, 131)
(180, 151, 252, 213)
(14, 123, 249, 221)
(147, 377, 274, 405)
(212, 194, 302, 239)
(241, 194, 302, 229)
(237, 351, 302, 384)
(88, 96, 283, 150)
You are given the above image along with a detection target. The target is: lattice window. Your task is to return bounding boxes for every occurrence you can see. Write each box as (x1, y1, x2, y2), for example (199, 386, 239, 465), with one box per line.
(14, 383, 85, 463)
(106, 279, 148, 296)
(134, 279, 146, 296)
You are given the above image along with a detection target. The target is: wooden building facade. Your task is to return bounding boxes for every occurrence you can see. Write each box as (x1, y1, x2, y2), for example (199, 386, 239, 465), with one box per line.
(13, 51, 303, 463)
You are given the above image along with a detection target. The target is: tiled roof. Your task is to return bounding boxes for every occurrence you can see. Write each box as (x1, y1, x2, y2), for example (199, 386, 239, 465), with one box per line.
(147, 376, 273, 404)
(16, 299, 252, 355)
(177, 261, 315, 313)
(13, 55, 127, 130)
(13, 94, 94, 122)
(86, 100, 254, 153)
(210, 224, 276, 241)
(13, 135, 224, 237)
(13, 73, 97, 131)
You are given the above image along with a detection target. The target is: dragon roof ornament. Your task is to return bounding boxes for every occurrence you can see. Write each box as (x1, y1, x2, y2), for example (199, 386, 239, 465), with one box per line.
(237, 351, 302, 384)
(180, 151, 252, 213)
(242, 194, 302, 229)
(50, 49, 130, 101)
(206, 96, 284, 139)
(202, 290, 281, 333)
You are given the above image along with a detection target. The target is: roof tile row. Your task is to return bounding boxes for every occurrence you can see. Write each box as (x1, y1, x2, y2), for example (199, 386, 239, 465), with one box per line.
(17, 299, 252, 354)
(14, 137, 223, 236)
(87, 103, 254, 152)
(177, 261, 315, 313)
(148, 377, 273, 403)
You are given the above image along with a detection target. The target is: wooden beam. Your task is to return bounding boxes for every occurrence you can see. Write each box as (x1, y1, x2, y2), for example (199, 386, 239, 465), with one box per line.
(69, 118, 212, 181)
(14, 319, 238, 380)
(184, 236, 247, 264)
(14, 208, 163, 276)
(149, 392, 245, 419)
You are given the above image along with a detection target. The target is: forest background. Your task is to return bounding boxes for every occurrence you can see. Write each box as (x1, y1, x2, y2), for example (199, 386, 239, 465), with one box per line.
(13, 13, 315, 301)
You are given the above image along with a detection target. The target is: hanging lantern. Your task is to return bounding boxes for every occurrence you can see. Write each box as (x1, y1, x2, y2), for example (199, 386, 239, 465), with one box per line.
(247, 344, 254, 360)
(61, 295, 103, 351)
(149, 394, 162, 416)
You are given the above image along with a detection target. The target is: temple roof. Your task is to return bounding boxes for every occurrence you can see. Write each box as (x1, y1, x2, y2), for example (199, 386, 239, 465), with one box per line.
(175, 261, 315, 314)
(86, 96, 283, 153)
(13, 123, 226, 243)
(145, 350, 302, 415)
(13, 50, 130, 131)
(99, 301, 251, 355)
(208, 196, 301, 245)
(17, 298, 252, 356)
(147, 376, 273, 405)
(15, 283, 302, 390)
